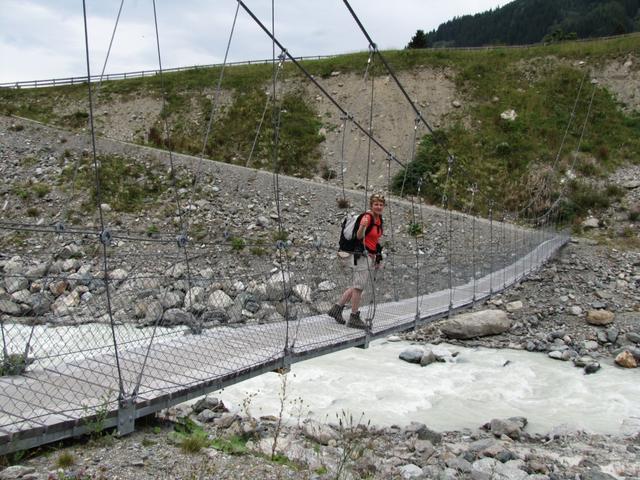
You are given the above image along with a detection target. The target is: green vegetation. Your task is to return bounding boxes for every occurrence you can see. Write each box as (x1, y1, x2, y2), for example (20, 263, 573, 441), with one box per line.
(58, 154, 167, 212)
(210, 435, 248, 455)
(230, 237, 246, 251)
(55, 451, 76, 469)
(172, 416, 249, 455)
(1, 353, 30, 376)
(407, 222, 423, 237)
(392, 52, 640, 223)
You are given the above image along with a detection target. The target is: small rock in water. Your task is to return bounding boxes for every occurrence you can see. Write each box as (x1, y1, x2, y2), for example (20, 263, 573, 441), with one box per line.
(584, 362, 601, 374)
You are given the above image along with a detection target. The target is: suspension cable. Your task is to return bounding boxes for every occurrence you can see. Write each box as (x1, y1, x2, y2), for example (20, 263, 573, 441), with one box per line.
(133, 0, 202, 397)
(81, 0, 125, 400)
(96, 0, 125, 95)
(234, 0, 405, 169)
(364, 46, 375, 210)
(185, 1, 241, 230)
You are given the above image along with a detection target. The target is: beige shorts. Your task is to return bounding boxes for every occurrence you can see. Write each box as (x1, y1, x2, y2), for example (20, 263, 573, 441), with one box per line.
(338, 251, 372, 290)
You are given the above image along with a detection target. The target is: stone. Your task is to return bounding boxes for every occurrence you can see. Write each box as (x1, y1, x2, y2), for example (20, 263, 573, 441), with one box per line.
(471, 457, 528, 480)
(582, 217, 600, 229)
(162, 308, 194, 326)
(404, 422, 442, 444)
(615, 351, 638, 368)
(489, 417, 527, 440)
(0, 466, 36, 480)
(0, 297, 21, 315)
(399, 348, 424, 364)
(586, 310, 615, 325)
(317, 280, 336, 292)
(500, 109, 517, 121)
(196, 409, 217, 423)
(505, 300, 523, 312)
(626, 332, 640, 343)
(580, 470, 618, 480)
(184, 287, 206, 310)
(108, 268, 129, 284)
(266, 271, 293, 300)
(214, 412, 238, 429)
(302, 420, 338, 445)
(441, 310, 510, 339)
(569, 305, 583, 316)
(4, 276, 28, 294)
(420, 351, 437, 366)
(293, 284, 312, 303)
(399, 464, 423, 478)
(193, 395, 225, 413)
(207, 290, 233, 309)
(160, 290, 183, 309)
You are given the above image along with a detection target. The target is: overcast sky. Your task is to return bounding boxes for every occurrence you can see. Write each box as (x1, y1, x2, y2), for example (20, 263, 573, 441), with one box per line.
(0, 1, 510, 84)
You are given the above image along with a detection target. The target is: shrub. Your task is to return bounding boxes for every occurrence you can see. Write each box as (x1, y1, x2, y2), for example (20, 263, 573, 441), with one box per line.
(56, 451, 76, 469)
(230, 237, 246, 251)
(180, 431, 210, 454)
(629, 210, 640, 222)
(407, 222, 422, 236)
(1, 353, 30, 376)
(336, 197, 350, 209)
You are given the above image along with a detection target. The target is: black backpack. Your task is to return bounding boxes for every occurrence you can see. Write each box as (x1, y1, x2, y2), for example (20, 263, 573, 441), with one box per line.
(338, 212, 383, 254)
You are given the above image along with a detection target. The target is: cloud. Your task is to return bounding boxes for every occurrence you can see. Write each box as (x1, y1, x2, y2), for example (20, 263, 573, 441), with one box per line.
(0, 0, 510, 83)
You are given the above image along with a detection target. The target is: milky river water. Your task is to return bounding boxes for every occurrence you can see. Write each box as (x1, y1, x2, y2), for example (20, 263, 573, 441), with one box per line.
(216, 339, 640, 436)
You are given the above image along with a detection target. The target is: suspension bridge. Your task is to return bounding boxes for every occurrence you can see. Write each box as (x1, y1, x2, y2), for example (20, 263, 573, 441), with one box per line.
(0, 0, 590, 455)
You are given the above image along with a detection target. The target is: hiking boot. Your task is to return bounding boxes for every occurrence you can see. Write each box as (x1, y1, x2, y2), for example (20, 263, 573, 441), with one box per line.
(348, 311, 368, 329)
(327, 304, 345, 324)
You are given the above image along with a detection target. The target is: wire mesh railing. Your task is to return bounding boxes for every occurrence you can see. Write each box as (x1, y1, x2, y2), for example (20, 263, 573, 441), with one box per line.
(0, 206, 567, 452)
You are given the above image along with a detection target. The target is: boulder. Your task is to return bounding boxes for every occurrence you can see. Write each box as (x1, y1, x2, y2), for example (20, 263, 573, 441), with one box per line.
(293, 284, 312, 303)
(207, 290, 233, 309)
(441, 310, 510, 339)
(0, 465, 36, 480)
(488, 417, 527, 440)
(505, 300, 523, 312)
(399, 348, 424, 364)
(302, 420, 338, 445)
(586, 310, 615, 325)
(266, 271, 293, 300)
(615, 351, 638, 368)
(582, 217, 600, 229)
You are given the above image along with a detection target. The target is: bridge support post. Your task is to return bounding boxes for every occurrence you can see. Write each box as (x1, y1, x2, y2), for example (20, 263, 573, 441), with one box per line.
(357, 320, 372, 349)
(273, 348, 292, 374)
(117, 397, 136, 437)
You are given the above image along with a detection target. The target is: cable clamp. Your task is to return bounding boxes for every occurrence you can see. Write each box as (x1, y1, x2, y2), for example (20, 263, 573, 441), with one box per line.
(53, 222, 65, 233)
(100, 229, 112, 246)
(176, 234, 188, 248)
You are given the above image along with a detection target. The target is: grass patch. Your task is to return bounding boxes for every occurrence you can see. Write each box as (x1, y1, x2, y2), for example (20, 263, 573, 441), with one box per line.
(58, 154, 168, 212)
(180, 430, 210, 454)
(1, 353, 30, 376)
(210, 435, 248, 455)
(55, 451, 76, 469)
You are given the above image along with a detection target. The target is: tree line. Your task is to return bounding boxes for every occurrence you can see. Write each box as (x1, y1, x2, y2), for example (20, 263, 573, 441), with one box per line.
(406, 0, 640, 48)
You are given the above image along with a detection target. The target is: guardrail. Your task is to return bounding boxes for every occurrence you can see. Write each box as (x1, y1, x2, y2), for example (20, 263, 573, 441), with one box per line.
(0, 54, 337, 90)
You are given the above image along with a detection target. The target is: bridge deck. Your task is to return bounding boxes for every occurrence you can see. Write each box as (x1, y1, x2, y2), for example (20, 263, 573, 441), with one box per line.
(0, 236, 567, 454)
